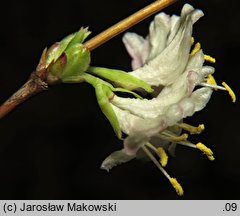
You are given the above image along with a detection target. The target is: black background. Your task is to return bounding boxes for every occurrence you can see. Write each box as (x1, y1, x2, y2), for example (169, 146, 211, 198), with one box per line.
(0, 0, 240, 199)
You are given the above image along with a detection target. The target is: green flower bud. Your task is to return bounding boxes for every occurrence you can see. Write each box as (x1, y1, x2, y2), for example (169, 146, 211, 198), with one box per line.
(37, 27, 91, 84)
(48, 43, 90, 83)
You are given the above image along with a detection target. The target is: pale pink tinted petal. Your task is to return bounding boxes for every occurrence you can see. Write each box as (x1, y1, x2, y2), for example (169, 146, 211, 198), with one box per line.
(123, 133, 149, 155)
(101, 149, 135, 171)
(122, 32, 148, 70)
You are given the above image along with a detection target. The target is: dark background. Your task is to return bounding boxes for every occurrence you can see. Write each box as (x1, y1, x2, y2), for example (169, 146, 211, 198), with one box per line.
(0, 0, 240, 199)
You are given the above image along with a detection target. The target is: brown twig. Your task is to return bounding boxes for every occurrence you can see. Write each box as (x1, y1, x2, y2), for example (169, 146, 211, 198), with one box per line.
(0, 0, 177, 119)
(0, 70, 48, 119)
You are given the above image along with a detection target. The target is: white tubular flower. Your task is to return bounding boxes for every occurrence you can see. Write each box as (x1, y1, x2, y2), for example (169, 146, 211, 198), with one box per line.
(101, 4, 236, 196)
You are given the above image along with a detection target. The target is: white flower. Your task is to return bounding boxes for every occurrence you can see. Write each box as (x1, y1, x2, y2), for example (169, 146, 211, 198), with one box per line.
(100, 4, 236, 196)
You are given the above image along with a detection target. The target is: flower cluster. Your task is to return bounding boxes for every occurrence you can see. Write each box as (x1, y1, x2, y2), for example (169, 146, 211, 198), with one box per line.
(99, 4, 236, 196)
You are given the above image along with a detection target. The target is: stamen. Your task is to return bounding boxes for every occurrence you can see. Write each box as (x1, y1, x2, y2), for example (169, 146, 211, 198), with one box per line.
(196, 142, 215, 161)
(204, 54, 216, 63)
(177, 123, 205, 134)
(169, 178, 184, 196)
(142, 146, 170, 179)
(191, 37, 195, 45)
(142, 146, 184, 196)
(171, 133, 188, 142)
(145, 143, 168, 167)
(202, 82, 236, 103)
(177, 140, 196, 148)
(207, 74, 218, 91)
(222, 82, 236, 103)
(176, 141, 215, 161)
(200, 83, 226, 91)
(207, 74, 217, 85)
(161, 131, 189, 142)
(157, 147, 168, 167)
(190, 42, 201, 56)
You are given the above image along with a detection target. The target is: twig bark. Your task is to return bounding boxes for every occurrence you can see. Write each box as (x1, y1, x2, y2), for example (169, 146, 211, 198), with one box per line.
(0, 0, 177, 119)
(84, 0, 177, 51)
(0, 69, 48, 119)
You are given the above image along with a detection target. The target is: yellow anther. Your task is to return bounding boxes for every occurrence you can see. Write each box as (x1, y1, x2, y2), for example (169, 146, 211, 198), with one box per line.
(204, 54, 216, 63)
(208, 155, 215, 161)
(207, 74, 218, 91)
(171, 133, 189, 142)
(169, 178, 184, 196)
(198, 124, 205, 131)
(157, 147, 168, 167)
(207, 74, 217, 85)
(222, 82, 236, 103)
(196, 142, 215, 161)
(191, 37, 195, 45)
(190, 42, 201, 56)
(179, 123, 205, 134)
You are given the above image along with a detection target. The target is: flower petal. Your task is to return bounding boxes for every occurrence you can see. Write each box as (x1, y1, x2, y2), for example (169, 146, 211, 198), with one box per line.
(124, 133, 149, 155)
(167, 15, 180, 45)
(123, 116, 168, 155)
(101, 149, 135, 171)
(130, 6, 203, 86)
(111, 70, 198, 118)
(147, 12, 170, 61)
(200, 66, 215, 77)
(190, 87, 213, 112)
(122, 32, 149, 70)
(186, 50, 205, 71)
(164, 87, 212, 125)
(111, 105, 142, 135)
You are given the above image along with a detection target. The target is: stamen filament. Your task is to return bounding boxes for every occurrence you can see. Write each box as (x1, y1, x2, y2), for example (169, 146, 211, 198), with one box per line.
(142, 146, 170, 180)
(162, 131, 189, 142)
(146, 142, 161, 156)
(142, 146, 183, 196)
(177, 140, 197, 148)
(199, 83, 226, 91)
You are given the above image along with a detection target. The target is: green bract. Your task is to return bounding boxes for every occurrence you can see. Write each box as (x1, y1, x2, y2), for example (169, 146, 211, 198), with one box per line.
(95, 84, 122, 139)
(81, 73, 144, 139)
(87, 66, 153, 93)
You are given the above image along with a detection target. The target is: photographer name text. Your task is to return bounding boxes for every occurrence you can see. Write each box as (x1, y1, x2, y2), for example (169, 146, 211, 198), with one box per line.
(3, 202, 117, 213)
